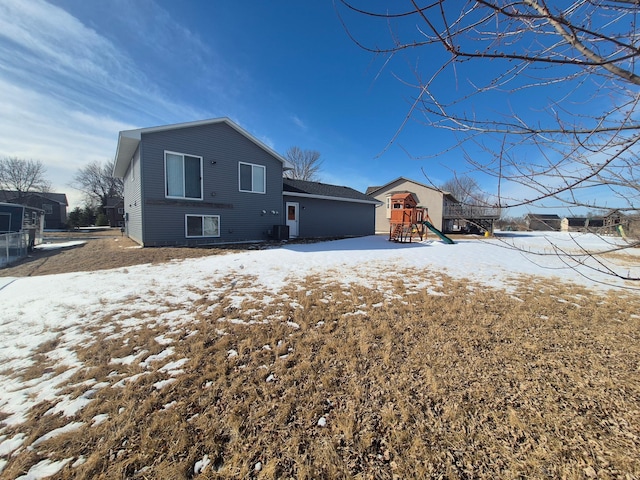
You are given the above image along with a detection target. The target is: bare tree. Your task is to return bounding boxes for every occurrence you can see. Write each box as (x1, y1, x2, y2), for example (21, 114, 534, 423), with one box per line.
(441, 176, 484, 205)
(337, 0, 640, 283)
(73, 159, 123, 210)
(284, 147, 323, 181)
(0, 157, 50, 201)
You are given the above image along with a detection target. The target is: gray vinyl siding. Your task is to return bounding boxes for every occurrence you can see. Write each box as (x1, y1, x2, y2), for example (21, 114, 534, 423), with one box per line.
(139, 122, 284, 246)
(2, 194, 66, 230)
(284, 195, 375, 238)
(123, 147, 144, 244)
(56, 204, 67, 228)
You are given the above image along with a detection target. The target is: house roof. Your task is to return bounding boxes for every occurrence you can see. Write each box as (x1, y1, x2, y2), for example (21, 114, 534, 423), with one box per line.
(40, 192, 68, 205)
(113, 117, 293, 178)
(390, 192, 418, 203)
(0, 190, 68, 205)
(283, 178, 381, 205)
(604, 209, 624, 218)
(366, 177, 457, 202)
(105, 197, 124, 208)
(525, 213, 561, 220)
(0, 202, 44, 213)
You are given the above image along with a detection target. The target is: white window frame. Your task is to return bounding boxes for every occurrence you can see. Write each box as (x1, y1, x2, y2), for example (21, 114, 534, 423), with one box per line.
(238, 162, 266, 194)
(185, 214, 220, 238)
(42, 204, 53, 215)
(165, 151, 203, 200)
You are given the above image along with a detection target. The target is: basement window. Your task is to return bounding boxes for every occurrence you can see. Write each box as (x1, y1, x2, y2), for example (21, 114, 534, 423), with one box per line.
(185, 214, 219, 238)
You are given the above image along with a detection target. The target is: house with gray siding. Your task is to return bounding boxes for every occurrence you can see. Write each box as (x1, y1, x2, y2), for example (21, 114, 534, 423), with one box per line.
(114, 118, 377, 246)
(0, 202, 44, 250)
(0, 191, 68, 230)
(283, 178, 379, 238)
(524, 213, 561, 231)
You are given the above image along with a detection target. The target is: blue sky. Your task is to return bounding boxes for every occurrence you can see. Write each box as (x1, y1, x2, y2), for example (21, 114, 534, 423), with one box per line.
(0, 0, 470, 210)
(0, 0, 629, 215)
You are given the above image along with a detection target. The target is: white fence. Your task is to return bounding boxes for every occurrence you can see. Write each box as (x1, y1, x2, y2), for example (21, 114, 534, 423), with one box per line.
(0, 232, 29, 268)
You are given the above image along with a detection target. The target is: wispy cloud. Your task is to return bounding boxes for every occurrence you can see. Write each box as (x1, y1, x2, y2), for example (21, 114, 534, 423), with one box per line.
(0, 0, 232, 208)
(291, 115, 307, 130)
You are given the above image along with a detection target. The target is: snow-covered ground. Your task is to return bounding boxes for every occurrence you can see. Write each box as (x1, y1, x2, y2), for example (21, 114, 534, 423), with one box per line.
(34, 240, 86, 251)
(0, 232, 638, 478)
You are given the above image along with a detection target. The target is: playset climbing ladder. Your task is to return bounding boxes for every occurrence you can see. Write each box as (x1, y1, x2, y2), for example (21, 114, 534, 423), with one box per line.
(388, 192, 454, 244)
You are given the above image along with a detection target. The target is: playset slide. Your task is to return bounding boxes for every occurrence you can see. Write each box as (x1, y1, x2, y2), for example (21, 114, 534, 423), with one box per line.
(423, 221, 455, 244)
(617, 224, 628, 240)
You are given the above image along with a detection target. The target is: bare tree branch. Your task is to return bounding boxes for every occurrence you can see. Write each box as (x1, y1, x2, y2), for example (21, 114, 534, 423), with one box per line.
(72, 159, 123, 209)
(283, 147, 324, 181)
(338, 0, 640, 283)
(0, 156, 49, 201)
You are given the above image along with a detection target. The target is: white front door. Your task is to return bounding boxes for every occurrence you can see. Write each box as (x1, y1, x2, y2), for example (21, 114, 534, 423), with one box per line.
(286, 202, 299, 238)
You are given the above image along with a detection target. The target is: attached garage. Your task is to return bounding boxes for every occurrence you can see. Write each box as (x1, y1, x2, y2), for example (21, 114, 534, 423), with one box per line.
(282, 179, 380, 239)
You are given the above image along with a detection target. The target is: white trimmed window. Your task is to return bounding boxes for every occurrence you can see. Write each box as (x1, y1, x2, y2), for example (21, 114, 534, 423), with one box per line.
(185, 214, 219, 238)
(239, 162, 265, 193)
(165, 151, 203, 199)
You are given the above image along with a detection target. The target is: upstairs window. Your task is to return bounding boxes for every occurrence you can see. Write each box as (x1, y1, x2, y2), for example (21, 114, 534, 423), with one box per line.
(43, 204, 53, 215)
(239, 162, 265, 194)
(165, 151, 203, 199)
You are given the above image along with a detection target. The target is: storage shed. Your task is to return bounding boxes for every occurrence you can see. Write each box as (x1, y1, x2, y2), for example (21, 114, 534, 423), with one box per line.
(0, 202, 44, 245)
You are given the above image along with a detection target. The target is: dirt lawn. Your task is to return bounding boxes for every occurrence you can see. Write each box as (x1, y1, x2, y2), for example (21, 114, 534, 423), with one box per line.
(0, 231, 243, 277)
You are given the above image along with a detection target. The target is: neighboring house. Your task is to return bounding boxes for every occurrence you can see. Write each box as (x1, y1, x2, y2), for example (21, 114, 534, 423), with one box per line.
(104, 197, 125, 228)
(560, 216, 605, 232)
(0, 190, 68, 230)
(0, 202, 44, 249)
(525, 213, 561, 231)
(113, 118, 377, 246)
(366, 177, 458, 234)
(282, 178, 379, 238)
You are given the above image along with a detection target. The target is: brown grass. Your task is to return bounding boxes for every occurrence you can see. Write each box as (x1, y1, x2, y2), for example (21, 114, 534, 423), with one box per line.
(1, 267, 639, 479)
(0, 234, 237, 277)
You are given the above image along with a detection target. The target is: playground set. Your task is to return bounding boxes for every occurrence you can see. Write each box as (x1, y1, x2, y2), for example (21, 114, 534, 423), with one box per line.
(388, 193, 455, 244)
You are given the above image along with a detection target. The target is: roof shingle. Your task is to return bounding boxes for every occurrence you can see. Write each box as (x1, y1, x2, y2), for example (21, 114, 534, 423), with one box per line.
(283, 178, 378, 203)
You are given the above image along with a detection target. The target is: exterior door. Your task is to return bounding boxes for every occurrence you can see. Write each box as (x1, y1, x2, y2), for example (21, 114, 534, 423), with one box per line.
(286, 202, 299, 238)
